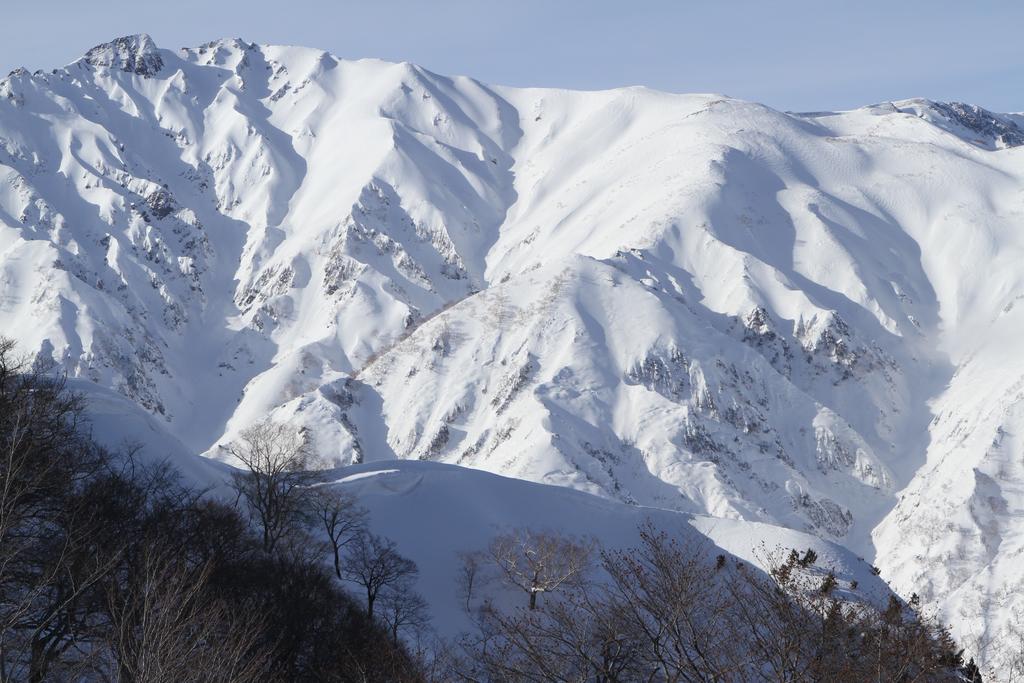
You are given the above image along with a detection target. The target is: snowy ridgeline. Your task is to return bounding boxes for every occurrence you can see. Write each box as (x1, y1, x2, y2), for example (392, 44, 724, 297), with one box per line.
(4, 33, 1024, 672)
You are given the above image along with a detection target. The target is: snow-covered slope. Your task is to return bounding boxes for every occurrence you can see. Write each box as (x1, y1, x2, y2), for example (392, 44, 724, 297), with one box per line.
(323, 460, 894, 642)
(68, 377, 235, 489)
(3, 34, 1024, 671)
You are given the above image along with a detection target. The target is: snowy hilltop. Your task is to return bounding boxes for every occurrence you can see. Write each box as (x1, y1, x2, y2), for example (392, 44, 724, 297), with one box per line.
(3, 34, 1024, 672)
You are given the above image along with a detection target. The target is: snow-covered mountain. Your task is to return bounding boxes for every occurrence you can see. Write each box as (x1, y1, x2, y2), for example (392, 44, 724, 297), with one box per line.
(3, 34, 1024, 671)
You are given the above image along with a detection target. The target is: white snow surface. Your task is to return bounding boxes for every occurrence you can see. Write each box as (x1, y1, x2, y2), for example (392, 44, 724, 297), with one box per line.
(3, 34, 1024, 670)
(325, 459, 893, 642)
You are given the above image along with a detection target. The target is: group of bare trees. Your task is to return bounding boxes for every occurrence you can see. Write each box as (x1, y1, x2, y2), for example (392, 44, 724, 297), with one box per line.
(224, 420, 428, 648)
(0, 338, 426, 681)
(0, 337, 123, 680)
(455, 524, 979, 682)
(100, 549, 272, 683)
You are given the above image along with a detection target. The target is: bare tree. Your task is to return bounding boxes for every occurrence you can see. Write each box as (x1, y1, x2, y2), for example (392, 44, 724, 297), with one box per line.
(409, 634, 459, 683)
(342, 531, 418, 620)
(101, 549, 274, 683)
(469, 581, 650, 683)
(378, 578, 430, 647)
(457, 551, 483, 613)
(226, 421, 316, 553)
(309, 486, 367, 579)
(599, 525, 747, 681)
(488, 529, 592, 610)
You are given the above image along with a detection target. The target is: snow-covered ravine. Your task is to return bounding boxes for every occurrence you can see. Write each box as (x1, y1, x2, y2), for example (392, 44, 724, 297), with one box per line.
(3, 34, 1024, 672)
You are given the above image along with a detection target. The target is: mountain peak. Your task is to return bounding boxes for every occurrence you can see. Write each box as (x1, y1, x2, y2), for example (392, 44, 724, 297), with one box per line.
(83, 34, 163, 77)
(893, 98, 1024, 149)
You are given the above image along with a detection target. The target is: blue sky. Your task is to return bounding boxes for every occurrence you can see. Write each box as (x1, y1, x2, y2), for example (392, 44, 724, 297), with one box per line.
(3, 0, 1022, 112)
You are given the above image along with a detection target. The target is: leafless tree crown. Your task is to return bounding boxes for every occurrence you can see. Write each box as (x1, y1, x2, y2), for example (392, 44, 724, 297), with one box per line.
(226, 421, 316, 553)
(487, 529, 593, 610)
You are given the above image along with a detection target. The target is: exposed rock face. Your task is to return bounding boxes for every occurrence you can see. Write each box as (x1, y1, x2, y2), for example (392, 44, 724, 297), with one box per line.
(931, 101, 1024, 149)
(83, 34, 164, 77)
(889, 97, 1024, 149)
(4, 35, 1024, 676)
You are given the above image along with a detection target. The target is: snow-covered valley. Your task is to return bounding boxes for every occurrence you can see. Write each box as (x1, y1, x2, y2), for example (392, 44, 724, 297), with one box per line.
(3, 33, 1024, 672)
